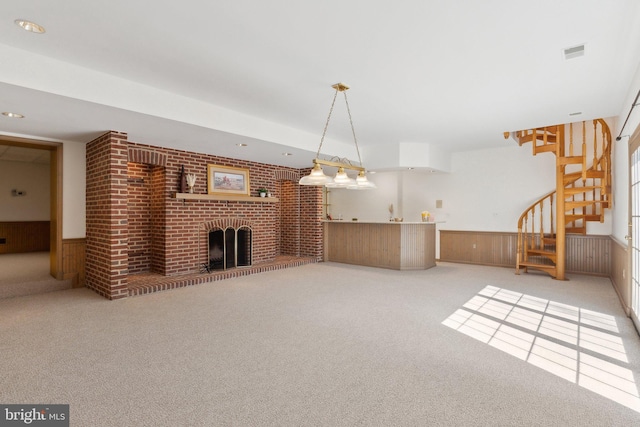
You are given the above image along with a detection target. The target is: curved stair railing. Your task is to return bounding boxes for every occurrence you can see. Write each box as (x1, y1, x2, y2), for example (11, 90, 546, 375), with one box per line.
(511, 119, 612, 279)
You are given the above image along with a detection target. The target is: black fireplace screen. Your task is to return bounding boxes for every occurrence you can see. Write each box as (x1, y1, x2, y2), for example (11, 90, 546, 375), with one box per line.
(207, 226, 252, 271)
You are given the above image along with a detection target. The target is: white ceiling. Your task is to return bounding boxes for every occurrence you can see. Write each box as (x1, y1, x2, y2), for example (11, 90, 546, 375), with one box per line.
(0, 144, 49, 164)
(1, 0, 640, 170)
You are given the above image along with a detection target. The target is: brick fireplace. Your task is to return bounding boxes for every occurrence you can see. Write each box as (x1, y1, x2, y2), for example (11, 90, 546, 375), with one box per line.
(86, 131, 323, 300)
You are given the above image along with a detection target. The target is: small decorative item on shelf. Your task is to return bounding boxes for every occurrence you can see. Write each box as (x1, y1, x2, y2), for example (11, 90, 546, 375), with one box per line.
(421, 211, 431, 222)
(389, 203, 394, 221)
(179, 165, 187, 193)
(186, 174, 197, 193)
(257, 188, 268, 197)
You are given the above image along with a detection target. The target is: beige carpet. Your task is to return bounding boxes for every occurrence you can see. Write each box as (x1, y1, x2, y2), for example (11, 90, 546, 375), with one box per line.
(1, 262, 639, 426)
(0, 252, 72, 299)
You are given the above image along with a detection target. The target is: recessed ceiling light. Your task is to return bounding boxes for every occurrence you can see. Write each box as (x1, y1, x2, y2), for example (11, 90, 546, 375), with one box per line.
(14, 19, 45, 34)
(236, 143, 247, 147)
(2, 112, 25, 118)
(282, 152, 292, 156)
(563, 44, 585, 60)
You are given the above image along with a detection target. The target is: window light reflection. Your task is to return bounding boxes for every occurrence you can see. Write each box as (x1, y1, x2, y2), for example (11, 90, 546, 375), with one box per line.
(443, 286, 640, 413)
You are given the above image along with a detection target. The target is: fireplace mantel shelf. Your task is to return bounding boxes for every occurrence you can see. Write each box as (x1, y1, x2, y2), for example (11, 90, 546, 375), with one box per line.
(173, 193, 279, 203)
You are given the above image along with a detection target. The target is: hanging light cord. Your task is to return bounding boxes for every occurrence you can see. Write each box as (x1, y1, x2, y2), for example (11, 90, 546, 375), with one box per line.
(314, 86, 363, 168)
(315, 89, 339, 159)
(343, 90, 363, 167)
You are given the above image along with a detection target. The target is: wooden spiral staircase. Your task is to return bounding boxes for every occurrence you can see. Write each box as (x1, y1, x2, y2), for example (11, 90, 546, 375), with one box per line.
(505, 119, 612, 280)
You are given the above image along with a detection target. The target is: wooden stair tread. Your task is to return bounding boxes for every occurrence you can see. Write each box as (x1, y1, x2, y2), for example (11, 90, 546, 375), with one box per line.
(518, 262, 557, 277)
(526, 248, 556, 256)
(518, 134, 558, 145)
(565, 227, 587, 234)
(564, 170, 605, 184)
(534, 144, 558, 154)
(565, 200, 602, 209)
(566, 214, 600, 222)
(564, 185, 600, 195)
(558, 156, 583, 165)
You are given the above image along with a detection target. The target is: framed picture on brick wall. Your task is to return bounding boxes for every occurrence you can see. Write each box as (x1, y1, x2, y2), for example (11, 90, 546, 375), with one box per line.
(207, 164, 251, 196)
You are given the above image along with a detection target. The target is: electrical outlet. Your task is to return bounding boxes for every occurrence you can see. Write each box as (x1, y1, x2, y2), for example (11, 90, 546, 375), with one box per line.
(472, 244, 476, 249)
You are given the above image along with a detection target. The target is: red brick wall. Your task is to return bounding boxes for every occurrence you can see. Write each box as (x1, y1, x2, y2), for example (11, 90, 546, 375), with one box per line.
(127, 163, 152, 274)
(85, 131, 129, 300)
(279, 180, 301, 256)
(300, 183, 324, 260)
(85, 133, 325, 299)
(150, 166, 166, 274)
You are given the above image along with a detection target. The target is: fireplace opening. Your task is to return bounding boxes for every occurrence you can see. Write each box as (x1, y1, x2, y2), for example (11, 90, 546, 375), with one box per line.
(208, 226, 252, 270)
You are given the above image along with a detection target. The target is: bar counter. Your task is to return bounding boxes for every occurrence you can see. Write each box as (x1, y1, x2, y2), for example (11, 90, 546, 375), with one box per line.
(323, 220, 436, 270)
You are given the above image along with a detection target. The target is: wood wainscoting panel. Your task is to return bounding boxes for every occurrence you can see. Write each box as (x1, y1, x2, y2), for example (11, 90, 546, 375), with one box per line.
(62, 238, 86, 287)
(440, 230, 612, 276)
(0, 221, 50, 254)
(439, 231, 516, 267)
(325, 222, 401, 269)
(324, 222, 436, 270)
(610, 237, 630, 315)
(565, 234, 611, 276)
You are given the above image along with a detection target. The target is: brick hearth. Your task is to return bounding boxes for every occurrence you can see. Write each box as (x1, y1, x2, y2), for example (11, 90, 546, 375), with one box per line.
(127, 255, 316, 297)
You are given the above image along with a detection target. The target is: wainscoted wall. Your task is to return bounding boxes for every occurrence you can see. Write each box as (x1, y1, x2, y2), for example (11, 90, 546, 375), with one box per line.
(62, 238, 86, 287)
(564, 234, 611, 276)
(439, 231, 517, 268)
(439, 230, 611, 276)
(0, 221, 50, 254)
(611, 237, 630, 315)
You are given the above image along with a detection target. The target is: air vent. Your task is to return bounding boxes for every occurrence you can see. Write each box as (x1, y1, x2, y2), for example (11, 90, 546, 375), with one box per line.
(564, 44, 585, 60)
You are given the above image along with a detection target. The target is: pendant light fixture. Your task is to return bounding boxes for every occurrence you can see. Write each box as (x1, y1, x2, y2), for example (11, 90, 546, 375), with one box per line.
(299, 83, 376, 189)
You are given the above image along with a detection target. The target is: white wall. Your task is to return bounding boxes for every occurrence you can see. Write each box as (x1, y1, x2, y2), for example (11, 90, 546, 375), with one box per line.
(612, 62, 640, 244)
(327, 172, 400, 222)
(0, 159, 50, 221)
(62, 141, 86, 239)
(330, 143, 558, 230)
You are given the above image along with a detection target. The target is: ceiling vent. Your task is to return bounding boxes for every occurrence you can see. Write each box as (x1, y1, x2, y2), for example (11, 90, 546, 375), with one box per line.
(564, 44, 585, 60)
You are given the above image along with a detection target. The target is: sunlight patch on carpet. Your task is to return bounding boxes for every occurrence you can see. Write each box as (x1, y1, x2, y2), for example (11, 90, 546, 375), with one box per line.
(442, 285, 640, 413)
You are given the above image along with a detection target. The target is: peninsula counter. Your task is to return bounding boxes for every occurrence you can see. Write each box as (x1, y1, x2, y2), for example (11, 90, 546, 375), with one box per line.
(323, 221, 436, 270)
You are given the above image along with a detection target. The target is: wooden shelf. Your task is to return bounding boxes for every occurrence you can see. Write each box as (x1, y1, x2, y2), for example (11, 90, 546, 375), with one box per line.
(173, 193, 279, 203)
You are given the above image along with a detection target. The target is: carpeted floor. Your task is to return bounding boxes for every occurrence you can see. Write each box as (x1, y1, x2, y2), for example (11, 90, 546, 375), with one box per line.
(1, 262, 639, 426)
(0, 252, 72, 299)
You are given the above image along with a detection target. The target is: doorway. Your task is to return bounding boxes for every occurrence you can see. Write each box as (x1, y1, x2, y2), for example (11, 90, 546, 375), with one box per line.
(0, 137, 63, 284)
